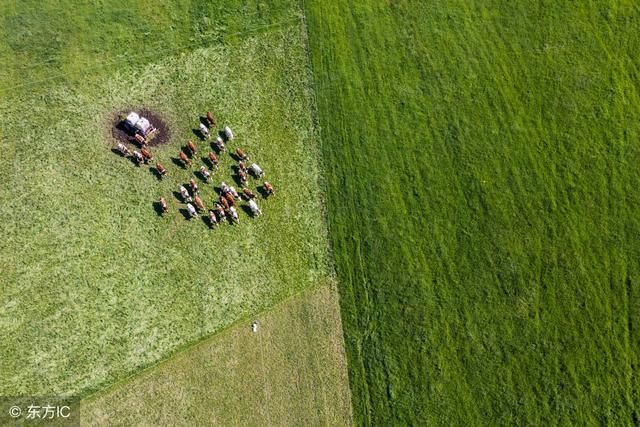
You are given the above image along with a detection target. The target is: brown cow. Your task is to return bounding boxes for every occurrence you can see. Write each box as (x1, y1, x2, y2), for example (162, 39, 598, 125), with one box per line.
(237, 170, 247, 186)
(208, 209, 218, 227)
(189, 178, 199, 195)
(208, 152, 219, 169)
(242, 188, 256, 200)
(235, 148, 248, 161)
(179, 151, 192, 167)
(263, 181, 274, 196)
(238, 160, 247, 173)
(156, 162, 167, 176)
(134, 133, 146, 146)
(141, 148, 153, 163)
(206, 111, 216, 127)
(214, 203, 226, 221)
(187, 140, 197, 156)
(225, 192, 236, 207)
(194, 195, 206, 212)
(219, 195, 229, 209)
(159, 197, 168, 213)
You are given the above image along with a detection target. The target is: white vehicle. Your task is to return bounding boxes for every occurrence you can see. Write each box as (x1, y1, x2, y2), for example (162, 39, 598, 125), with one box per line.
(123, 111, 155, 136)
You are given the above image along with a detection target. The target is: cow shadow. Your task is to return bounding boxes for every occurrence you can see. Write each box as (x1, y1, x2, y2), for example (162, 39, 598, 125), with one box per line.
(178, 208, 192, 220)
(201, 214, 216, 228)
(152, 201, 165, 216)
(231, 174, 245, 187)
(171, 157, 186, 169)
(219, 130, 230, 142)
(240, 204, 254, 217)
(210, 141, 225, 154)
(201, 156, 213, 168)
(257, 185, 270, 199)
(199, 116, 211, 127)
(149, 167, 163, 181)
(128, 155, 141, 167)
(192, 128, 208, 141)
(172, 191, 184, 202)
(196, 170, 211, 183)
(111, 148, 126, 157)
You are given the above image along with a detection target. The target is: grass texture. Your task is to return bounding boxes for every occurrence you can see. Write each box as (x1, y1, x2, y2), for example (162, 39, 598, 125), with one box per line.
(0, 11, 332, 400)
(303, 0, 640, 425)
(81, 283, 352, 426)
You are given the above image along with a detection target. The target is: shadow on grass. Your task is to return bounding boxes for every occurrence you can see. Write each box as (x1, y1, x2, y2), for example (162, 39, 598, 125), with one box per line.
(257, 185, 271, 199)
(152, 201, 165, 216)
(178, 208, 192, 220)
(171, 157, 187, 169)
(192, 128, 208, 141)
(149, 167, 163, 181)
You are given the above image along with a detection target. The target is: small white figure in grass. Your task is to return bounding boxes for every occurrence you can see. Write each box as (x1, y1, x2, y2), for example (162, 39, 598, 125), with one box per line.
(187, 203, 198, 218)
(220, 181, 230, 195)
(199, 122, 210, 139)
(251, 321, 258, 333)
(249, 163, 264, 178)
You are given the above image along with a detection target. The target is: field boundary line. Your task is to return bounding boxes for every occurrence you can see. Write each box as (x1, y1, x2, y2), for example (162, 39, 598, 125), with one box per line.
(80, 280, 334, 405)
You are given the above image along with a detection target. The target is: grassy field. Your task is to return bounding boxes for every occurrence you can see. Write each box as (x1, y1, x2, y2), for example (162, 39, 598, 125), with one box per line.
(304, 0, 640, 425)
(81, 283, 352, 426)
(0, 1, 334, 401)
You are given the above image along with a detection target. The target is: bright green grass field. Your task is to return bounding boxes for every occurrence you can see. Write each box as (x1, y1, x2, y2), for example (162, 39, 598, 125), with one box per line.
(0, 6, 331, 398)
(304, 0, 640, 425)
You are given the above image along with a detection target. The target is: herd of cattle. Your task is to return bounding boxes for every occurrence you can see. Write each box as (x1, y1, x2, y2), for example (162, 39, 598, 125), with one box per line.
(114, 111, 275, 227)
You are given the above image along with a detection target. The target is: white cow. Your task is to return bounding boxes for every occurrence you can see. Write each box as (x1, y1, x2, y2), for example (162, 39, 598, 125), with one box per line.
(220, 181, 230, 195)
(224, 126, 234, 140)
(248, 199, 262, 216)
(249, 163, 264, 178)
(180, 185, 192, 203)
(215, 136, 225, 152)
(116, 143, 130, 156)
(228, 206, 239, 223)
(199, 165, 211, 182)
(187, 203, 198, 218)
(199, 122, 210, 138)
(228, 186, 240, 200)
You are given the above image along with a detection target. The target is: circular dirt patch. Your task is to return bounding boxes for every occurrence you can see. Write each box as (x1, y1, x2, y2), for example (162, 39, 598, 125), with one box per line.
(111, 109, 171, 147)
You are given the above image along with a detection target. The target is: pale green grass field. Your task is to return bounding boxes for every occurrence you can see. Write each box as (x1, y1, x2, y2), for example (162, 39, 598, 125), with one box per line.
(80, 283, 352, 426)
(0, 21, 332, 399)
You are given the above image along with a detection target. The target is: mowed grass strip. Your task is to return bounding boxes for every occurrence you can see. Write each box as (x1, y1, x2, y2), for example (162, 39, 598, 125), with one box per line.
(0, 20, 332, 398)
(304, 0, 640, 425)
(80, 283, 352, 426)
